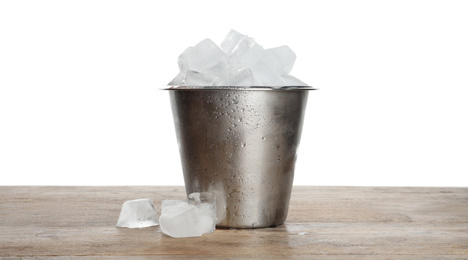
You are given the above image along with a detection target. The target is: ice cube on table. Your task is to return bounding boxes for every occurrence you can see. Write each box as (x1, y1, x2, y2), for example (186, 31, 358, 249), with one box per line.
(188, 192, 217, 234)
(116, 199, 159, 228)
(196, 203, 217, 234)
(159, 193, 217, 238)
(178, 38, 232, 80)
(281, 75, 308, 86)
(159, 200, 202, 238)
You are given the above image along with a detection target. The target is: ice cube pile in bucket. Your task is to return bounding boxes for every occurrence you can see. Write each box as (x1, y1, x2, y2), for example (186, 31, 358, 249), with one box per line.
(168, 30, 308, 87)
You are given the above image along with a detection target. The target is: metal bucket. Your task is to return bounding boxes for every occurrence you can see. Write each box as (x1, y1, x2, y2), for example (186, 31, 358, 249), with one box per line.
(168, 87, 311, 228)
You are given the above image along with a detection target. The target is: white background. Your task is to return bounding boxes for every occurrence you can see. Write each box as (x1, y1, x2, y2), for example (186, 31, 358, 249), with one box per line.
(1, 0, 467, 186)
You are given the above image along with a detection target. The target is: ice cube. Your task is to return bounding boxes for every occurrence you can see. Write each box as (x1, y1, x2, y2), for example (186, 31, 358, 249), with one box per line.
(250, 60, 286, 86)
(221, 29, 246, 55)
(116, 199, 159, 228)
(159, 200, 202, 238)
(281, 75, 308, 86)
(221, 30, 256, 62)
(159, 193, 217, 238)
(238, 45, 295, 82)
(265, 46, 296, 75)
(167, 71, 221, 87)
(178, 38, 232, 80)
(220, 68, 258, 86)
(183, 70, 220, 86)
(220, 30, 294, 86)
(197, 203, 217, 234)
(238, 43, 265, 69)
(221, 30, 266, 70)
(177, 47, 192, 72)
(188, 192, 216, 234)
(168, 72, 186, 86)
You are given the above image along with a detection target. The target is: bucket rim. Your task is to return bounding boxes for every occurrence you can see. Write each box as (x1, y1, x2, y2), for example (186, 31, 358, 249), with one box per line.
(163, 86, 317, 91)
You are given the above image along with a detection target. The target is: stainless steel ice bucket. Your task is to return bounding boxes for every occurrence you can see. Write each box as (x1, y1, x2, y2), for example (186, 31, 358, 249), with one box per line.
(168, 87, 311, 228)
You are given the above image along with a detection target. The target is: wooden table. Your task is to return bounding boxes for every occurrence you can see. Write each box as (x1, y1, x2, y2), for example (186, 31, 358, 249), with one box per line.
(0, 186, 467, 259)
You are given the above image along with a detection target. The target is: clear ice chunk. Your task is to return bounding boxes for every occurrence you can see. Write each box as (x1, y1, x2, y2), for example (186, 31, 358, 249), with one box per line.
(220, 68, 258, 86)
(159, 200, 202, 238)
(220, 31, 292, 86)
(265, 45, 296, 75)
(188, 192, 216, 234)
(197, 203, 217, 234)
(116, 199, 159, 228)
(221, 30, 257, 64)
(168, 72, 186, 86)
(183, 70, 220, 86)
(239, 43, 265, 69)
(177, 38, 232, 81)
(281, 75, 308, 86)
(177, 47, 192, 72)
(159, 193, 217, 238)
(250, 60, 286, 86)
(220, 29, 244, 55)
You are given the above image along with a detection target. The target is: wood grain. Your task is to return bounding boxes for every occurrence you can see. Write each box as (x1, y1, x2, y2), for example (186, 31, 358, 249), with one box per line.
(0, 186, 467, 259)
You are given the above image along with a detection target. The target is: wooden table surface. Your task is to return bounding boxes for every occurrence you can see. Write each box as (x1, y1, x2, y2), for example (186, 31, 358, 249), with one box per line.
(0, 186, 467, 259)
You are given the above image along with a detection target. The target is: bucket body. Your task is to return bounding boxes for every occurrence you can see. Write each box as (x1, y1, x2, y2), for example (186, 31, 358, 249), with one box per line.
(169, 88, 309, 228)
